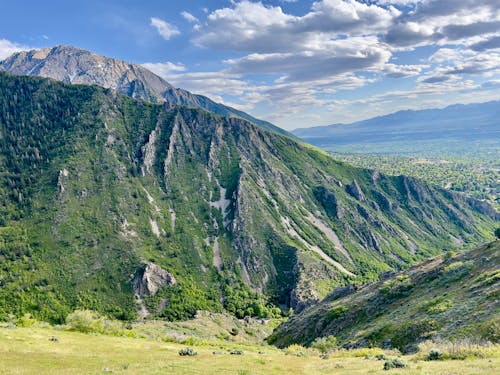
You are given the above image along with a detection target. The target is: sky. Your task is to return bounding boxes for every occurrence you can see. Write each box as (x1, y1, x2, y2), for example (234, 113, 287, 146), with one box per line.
(1, 0, 500, 130)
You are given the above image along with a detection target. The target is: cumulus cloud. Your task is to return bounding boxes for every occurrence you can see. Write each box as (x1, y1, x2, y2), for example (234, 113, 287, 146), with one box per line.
(194, 0, 396, 52)
(384, 0, 500, 47)
(147, 0, 500, 126)
(0, 39, 29, 60)
(150, 17, 180, 40)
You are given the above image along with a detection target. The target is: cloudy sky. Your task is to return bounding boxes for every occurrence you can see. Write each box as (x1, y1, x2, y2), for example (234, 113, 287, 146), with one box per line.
(1, 0, 500, 129)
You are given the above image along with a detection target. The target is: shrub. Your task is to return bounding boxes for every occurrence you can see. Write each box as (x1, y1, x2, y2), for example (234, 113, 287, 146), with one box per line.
(427, 348, 443, 360)
(375, 354, 387, 360)
(66, 310, 104, 333)
(16, 313, 36, 328)
(390, 318, 439, 351)
(424, 298, 453, 314)
(441, 261, 473, 282)
(324, 305, 349, 323)
(311, 335, 338, 353)
(444, 251, 456, 261)
(230, 349, 244, 355)
(380, 276, 413, 300)
(284, 344, 312, 357)
(383, 358, 408, 370)
(178, 347, 197, 356)
(479, 317, 500, 343)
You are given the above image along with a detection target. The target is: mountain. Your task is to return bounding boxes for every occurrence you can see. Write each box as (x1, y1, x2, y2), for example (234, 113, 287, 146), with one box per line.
(0, 45, 291, 139)
(269, 240, 500, 351)
(0, 72, 496, 324)
(292, 102, 500, 153)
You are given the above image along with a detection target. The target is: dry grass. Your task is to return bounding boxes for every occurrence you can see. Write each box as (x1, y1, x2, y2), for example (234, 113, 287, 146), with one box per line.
(1, 325, 499, 374)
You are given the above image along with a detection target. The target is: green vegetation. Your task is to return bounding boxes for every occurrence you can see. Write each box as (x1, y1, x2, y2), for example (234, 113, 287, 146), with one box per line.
(271, 241, 500, 351)
(0, 71, 496, 325)
(330, 152, 499, 210)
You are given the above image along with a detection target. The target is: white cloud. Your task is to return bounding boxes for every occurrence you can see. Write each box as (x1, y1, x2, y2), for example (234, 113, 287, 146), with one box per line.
(383, 63, 427, 77)
(147, 0, 500, 127)
(181, 11, 199, 24)
(385, 0, 500, 48)
(142, 61, 186, 79)
(0, 39, 29, 60)
(150, 17, 180, 40)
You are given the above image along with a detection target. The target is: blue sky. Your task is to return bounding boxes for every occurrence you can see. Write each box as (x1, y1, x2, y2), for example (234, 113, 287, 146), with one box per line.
(1, 0, 500, 129)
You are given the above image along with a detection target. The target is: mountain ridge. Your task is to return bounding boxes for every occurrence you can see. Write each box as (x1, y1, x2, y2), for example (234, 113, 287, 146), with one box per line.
(292, 101, 500, 152)
(0, 45, 292, 139)
(0, 68, 496, 323)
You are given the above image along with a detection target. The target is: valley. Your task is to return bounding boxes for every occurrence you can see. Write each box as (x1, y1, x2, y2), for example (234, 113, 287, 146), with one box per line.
(0, 39, 498, 374)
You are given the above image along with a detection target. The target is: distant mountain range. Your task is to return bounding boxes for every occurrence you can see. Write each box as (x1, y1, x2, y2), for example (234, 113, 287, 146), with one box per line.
(0, 46, 497, 324)
(292, 102, 500, 153)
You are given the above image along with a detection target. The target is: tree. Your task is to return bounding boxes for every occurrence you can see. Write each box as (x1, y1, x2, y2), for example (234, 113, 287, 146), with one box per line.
(495, 227, 500, 239)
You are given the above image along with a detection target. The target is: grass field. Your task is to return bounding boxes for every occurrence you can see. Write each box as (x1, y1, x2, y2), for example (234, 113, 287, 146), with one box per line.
(1, 325, 499, 374)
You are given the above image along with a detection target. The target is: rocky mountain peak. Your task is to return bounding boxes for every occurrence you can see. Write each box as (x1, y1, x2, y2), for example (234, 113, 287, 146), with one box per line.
(0, 45, 292, 138)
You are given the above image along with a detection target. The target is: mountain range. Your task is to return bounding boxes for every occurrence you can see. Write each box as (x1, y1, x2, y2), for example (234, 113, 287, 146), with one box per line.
(0, 45, 291, 139)
(0, 46, 497, 324)
(292, 101, 500, 153)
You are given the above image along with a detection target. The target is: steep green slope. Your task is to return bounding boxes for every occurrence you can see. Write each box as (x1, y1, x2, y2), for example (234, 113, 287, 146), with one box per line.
(270, 241, 500, 351)
(0, 72, 496, 323)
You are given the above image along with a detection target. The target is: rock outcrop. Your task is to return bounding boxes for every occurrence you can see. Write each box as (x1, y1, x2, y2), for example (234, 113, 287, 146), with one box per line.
(133, 263, 176, 296)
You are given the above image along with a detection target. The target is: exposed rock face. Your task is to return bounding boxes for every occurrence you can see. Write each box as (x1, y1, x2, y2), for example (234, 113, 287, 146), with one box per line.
(312, 186, 343, 219)
(346, 180, 365, 201)
(133, 263, 176, 296)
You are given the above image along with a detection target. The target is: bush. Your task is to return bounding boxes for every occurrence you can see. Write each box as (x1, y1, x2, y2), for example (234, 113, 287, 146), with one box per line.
(427, 348, 443, 361)
(16, 313, 36, 327)
(390, 318, 439, 351)
(178, 347, 197, 356)
(311, 335, 338, 353)
(418, 340, 497, 360)
(479, 316, 500, 343)
(66, 309, 125, 335)
(383, 358, 408, 370)
(66, 310, 104, 333)
(284, 344, 312, 357)
(324, 305, 349, 323)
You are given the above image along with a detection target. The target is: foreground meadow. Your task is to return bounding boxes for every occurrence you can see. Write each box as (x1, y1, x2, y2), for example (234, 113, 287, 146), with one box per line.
(1, 325, 498, 375)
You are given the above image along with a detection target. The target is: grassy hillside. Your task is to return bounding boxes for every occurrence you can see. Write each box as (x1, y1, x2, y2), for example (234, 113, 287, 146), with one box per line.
(270, 241, 500, 351)
(0, 323, 499, 374)
(0, 71, 497, 324)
